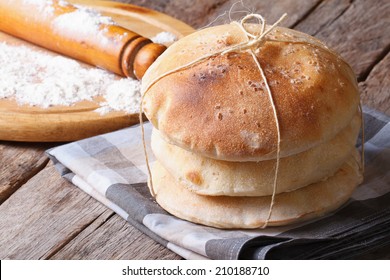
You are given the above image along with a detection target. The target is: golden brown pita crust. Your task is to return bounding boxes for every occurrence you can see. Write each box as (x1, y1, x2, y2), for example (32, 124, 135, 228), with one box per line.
(142, 24, 360, 161)
(149, 150, 363, 228)
(151, 112, 361, 196)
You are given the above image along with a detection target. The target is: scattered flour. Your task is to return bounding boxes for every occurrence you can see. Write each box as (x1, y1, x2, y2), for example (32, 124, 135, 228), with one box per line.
(1, 1, 178, 115)
(22, 0, 56, 15)
(95, 79, 141, 115)
(151, 31, 177, 45)
(23, 0, 72, 9)
(22, 0, 71, 16)
(0, 42, 141, 115)
(51, 5, 118, 46)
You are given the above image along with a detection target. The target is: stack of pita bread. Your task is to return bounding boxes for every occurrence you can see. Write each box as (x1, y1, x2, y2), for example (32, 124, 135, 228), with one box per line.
(141, 23, 363, 228)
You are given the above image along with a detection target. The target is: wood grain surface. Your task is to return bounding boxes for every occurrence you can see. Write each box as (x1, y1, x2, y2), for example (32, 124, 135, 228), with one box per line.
(50, 213, 180, 260)
(0, 142, 50, 204)
(0, 0, 389, 260)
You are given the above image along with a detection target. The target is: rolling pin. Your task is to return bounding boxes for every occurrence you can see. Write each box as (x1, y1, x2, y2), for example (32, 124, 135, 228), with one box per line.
(0, 0, 167, 79)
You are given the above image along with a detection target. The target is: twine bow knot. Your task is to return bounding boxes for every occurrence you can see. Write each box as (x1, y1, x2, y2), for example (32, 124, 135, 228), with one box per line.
(221, 13, 287, 55)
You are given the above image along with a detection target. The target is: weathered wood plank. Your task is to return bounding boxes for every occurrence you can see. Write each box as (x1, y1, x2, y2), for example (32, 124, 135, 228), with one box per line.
(308, 0, 390, 81)
(294, 0, 352, 35)
(0, 160, 180, 260)
(0, 163, 110, 259)
(51, 214, 181, 260)
(116, 0, 322, 29)
(359, 52, 390, 115)
(201, 0, 321, 28)
(0, 142, 51, 204)
(41, 209, 115, 259)
(116, 0, 228, 28)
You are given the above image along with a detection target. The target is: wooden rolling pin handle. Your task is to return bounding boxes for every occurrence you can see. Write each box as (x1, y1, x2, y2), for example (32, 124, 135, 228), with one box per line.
(0, 0, 167, 80)
(121, 37, 167, 80)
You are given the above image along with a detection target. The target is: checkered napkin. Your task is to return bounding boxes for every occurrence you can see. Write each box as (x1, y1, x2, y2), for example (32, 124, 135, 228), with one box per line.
(47, 106, 390, 260)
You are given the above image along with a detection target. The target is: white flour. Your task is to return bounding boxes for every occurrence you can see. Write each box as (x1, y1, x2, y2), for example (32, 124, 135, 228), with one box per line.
(22, 0, 70, 16)
(151, 31, 177, 45)
(0, 28, 176, 114)
(52, 5, 119, 46)
(1, 0, 177, 115)
(23, 0, 71, 10)
(0, 42, 141, 115)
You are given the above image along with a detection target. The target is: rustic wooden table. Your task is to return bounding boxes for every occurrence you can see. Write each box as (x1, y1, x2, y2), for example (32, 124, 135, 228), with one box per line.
(0, 0, 389, 259)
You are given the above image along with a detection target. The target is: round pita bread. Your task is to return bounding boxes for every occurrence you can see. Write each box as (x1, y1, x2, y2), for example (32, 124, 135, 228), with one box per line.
(142, 24, 360, 162)
(151, 112, 361, 196)
(149, 150, 363, 228)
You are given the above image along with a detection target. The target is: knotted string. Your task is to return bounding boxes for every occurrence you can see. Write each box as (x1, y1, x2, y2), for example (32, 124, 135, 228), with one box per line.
(139, 13, 364, 228)
(222, 13, 286, 54)
(229, 13, 286, 228)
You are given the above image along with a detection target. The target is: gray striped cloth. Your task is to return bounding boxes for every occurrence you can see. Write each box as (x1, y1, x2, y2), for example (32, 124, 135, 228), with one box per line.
(47, 106, 390, 259)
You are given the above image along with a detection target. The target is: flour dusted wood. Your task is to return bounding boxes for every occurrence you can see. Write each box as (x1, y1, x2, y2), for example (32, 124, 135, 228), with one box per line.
(0, 42, 141, 114)
(0, 0, 193, 141)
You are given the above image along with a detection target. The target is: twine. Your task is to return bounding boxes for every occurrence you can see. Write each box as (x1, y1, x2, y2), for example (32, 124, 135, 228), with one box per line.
(139, 110, 155, 197)
(359, 102, 365, 174)
(139, 12, 364, 229)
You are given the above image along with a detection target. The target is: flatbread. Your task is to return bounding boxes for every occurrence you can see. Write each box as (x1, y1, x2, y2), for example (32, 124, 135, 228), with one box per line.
(151, 112, 361, 196)
(142, 24, 360, 161)
(149, 150, 363, 228)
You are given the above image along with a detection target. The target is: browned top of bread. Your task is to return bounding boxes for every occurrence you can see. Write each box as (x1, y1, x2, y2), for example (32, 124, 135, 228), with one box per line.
(142, 23, 360, 161)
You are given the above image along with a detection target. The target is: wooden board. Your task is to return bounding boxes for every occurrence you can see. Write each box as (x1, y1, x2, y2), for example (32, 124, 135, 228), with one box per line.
(0, 0, 194, 142)
(0, 142, 50, 204)
(359, 53, 390, 115)
(0, 161, 182, 260)
(49, 213, 181, 260)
